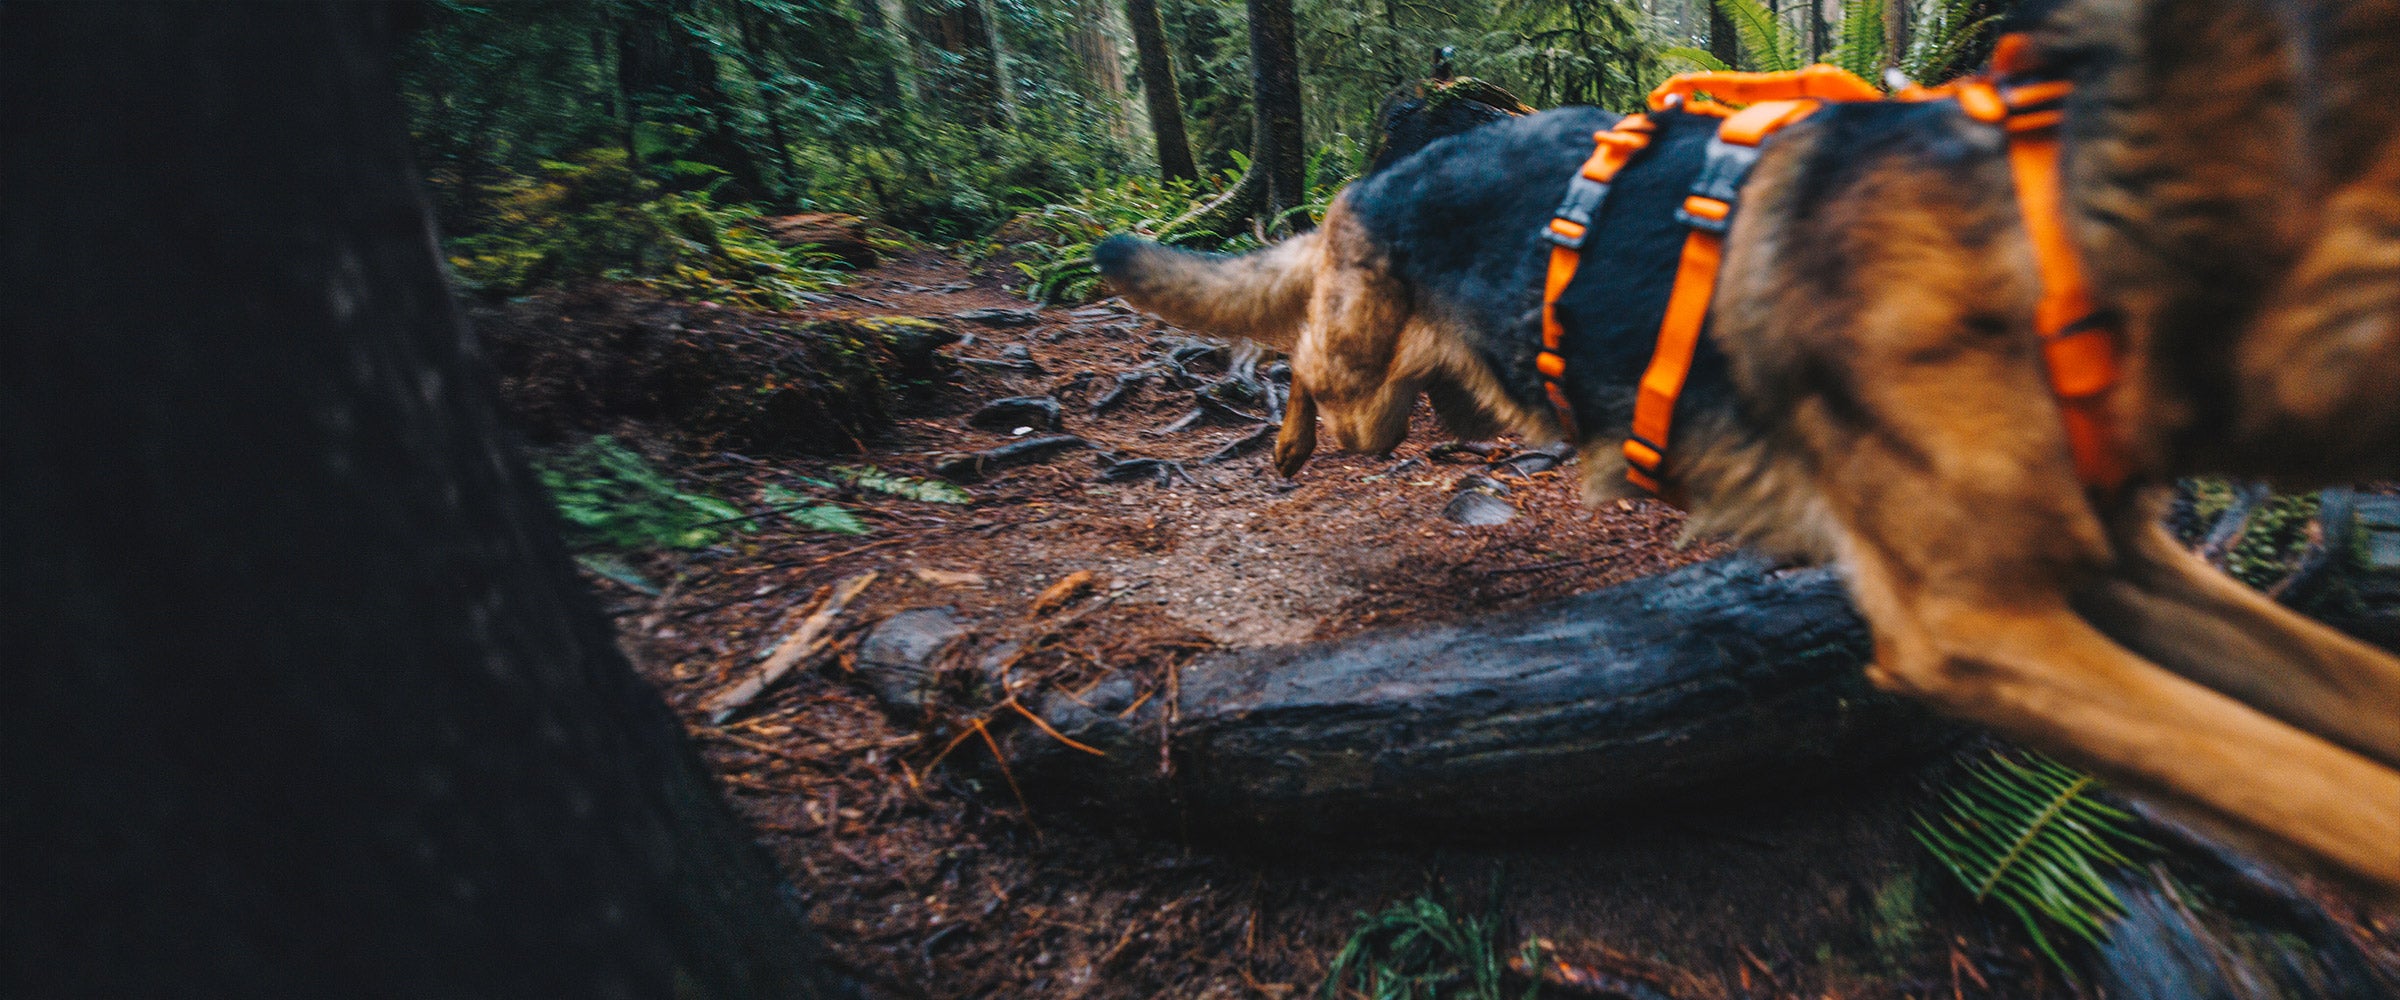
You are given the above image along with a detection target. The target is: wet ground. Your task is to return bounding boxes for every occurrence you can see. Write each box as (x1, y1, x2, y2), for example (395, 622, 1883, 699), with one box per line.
(484, 251, 2398, 999)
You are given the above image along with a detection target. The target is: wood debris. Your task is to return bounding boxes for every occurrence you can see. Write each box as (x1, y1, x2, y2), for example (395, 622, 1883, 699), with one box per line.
(705, 570, 878, 723)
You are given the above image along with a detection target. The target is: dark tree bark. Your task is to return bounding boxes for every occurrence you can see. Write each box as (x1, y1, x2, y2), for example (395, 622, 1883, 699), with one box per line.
(904, 0, 1007, 129)
(1126, 0, 1198, 182)
(0, 4, 846, 997)
(1883, 0, 1908, 71)
(861, 556, 1958, 836)
(1247, 0, 1309, 232)
(617, 0, 768, 199)
(1708, 0, 1740, 68)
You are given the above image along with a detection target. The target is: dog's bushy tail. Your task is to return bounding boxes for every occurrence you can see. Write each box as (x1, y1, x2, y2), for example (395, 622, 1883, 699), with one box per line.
(1093, 233, 1318, 349)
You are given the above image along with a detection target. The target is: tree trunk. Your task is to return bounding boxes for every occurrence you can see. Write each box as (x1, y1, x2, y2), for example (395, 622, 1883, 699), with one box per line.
(0, 4, 847, 996)
(862, 555, 1958, 836)
(855, 0, 915, 106)
(1247, 0, 1309, 232)
(618, 0, 766, 199)
(1125, 0, 1198, 182)
(1883, 0, 1908, 72)
(1709, 0, 1740, 69)
(1809, 0, 1828, 63)
(904, 0, 1007, 129)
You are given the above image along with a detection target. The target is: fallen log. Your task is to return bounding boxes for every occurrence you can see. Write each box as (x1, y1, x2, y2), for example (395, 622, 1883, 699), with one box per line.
(876, 553, 1959, 835)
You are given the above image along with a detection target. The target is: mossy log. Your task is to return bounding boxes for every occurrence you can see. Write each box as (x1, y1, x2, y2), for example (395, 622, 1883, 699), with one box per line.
(476, 288, 957, 454)
(880, 554, 1959, 836)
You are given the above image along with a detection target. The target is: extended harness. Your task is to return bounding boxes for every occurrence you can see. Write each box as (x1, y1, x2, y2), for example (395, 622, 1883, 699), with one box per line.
(1536, 38, 2127, 499)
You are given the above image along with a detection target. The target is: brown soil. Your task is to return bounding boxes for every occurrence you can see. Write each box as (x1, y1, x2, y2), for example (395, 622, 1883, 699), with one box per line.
(497, 252, 2176, 999)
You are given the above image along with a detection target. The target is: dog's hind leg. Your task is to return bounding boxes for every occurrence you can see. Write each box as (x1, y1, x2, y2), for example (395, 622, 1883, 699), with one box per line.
(2072, 507, 2400, 769)
(1275, 380, 1318, 478)
(1844, 546, 2400, 893)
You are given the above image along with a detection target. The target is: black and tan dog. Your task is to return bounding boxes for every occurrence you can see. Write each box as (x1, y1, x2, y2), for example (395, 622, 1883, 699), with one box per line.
(1100, 0, 2400, 895)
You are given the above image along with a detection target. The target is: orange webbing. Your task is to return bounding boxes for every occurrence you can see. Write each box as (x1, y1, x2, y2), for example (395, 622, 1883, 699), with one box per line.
(1622, 99, 1827, 495)
(1625, 224, 1724, 495)
(1647, 64, 1882, 112)
(1539, 115, 1655, 437)
(1958, 67, 2129, 491)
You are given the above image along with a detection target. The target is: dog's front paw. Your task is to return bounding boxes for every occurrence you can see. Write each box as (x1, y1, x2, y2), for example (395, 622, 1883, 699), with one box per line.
(1273, 434, 1315, 479)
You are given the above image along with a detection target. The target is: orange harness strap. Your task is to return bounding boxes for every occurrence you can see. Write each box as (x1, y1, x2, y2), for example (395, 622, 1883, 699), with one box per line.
(1538, 47, 2127, 501)
(1622, 97, 1830, 494)
(1964, 36, 2129, 491)
(1538, 114, 1657, 439)
(1536, 69, 1878, 496)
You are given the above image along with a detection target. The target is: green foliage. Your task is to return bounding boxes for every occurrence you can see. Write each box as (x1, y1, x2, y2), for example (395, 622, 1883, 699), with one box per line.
(443, 147, 843, 308)
(759, 484, 871, 535)
(537, 436, 746, 551)
(999, 172, 1219, 302)
(1672, 0, 1999, 85)
(829, 465, 973, 504)
(1321, 893, 1536, 1000)
(1827, 0, 1891, 79)
(2189, 479, 2323, 588)
(1915, 751, 2158, 976)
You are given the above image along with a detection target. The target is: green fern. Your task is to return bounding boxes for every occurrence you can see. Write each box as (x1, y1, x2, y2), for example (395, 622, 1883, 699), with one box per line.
(829, 464, 972, 504)
(1721, 0, 1804, 72)
(1900, 0, 2001, 83)
(759, 484, 871, 536)
(1660, 46, 1735, 73)
(1829, 0, 1890, 81)
(1321, 893, 1537, 1000)
(1914, 751, 2159, 975)
(536, 435, 745, 551)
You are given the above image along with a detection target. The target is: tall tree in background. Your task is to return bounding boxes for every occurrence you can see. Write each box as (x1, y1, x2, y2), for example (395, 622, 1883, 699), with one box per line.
(618, 0, 770, 200)
(1248, 0, 1309, 231)
(905, 0, 1009, 128)
(1127, 0, 1198, 181)
(1709, 0, 1740, 68)
(1, 3, 847, 995)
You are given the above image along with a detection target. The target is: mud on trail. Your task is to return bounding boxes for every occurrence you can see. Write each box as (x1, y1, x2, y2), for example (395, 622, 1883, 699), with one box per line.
(479, 250, 2109, 999)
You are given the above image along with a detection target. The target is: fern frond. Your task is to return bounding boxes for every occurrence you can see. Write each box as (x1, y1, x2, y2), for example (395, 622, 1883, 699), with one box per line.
(1716, 0, 1801, 72)
(1661, 45, 1734, 73)
(1914, 750, 2157, 977)
(1829, 0, 1888, 80)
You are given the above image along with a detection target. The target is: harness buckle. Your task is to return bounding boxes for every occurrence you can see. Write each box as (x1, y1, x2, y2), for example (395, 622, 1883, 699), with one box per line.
(1676, 135, 1763, 233)
(1543, 175, 1614, 249)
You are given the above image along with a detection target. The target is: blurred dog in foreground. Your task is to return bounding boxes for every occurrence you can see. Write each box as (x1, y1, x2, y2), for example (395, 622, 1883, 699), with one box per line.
(1100, 0, 2400, 895)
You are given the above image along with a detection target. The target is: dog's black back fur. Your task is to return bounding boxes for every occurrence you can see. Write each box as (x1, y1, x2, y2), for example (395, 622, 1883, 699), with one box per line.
(1343, 107, 1737, 436)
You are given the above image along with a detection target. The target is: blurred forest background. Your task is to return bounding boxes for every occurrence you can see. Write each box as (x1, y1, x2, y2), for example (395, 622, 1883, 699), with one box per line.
(398, 0, 2010, 305)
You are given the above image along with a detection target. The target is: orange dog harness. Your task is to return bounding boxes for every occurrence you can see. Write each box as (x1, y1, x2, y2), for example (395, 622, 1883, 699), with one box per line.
(1537, 40, 2127, 498)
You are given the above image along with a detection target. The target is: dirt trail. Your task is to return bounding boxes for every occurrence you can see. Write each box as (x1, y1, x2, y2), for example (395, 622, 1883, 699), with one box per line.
(510, 251, 2081, 999)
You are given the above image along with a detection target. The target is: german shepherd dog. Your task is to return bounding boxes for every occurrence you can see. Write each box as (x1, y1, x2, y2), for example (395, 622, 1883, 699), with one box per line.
(1098, 0, 2400, 895)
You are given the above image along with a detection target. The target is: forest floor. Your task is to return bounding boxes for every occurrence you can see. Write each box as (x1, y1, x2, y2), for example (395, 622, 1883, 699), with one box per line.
(485, 249, 2396, 999)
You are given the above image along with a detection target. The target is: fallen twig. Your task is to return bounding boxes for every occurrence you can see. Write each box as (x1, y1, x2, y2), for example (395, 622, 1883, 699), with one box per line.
(705, 571, 878, 723)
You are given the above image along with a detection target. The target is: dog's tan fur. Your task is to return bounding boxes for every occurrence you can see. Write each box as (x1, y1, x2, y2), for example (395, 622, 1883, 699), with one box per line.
(1106, 0, 2400, 894)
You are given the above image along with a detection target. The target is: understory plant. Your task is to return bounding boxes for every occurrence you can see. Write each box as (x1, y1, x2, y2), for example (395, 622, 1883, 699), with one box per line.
(1322, 891, 1537, 1000)
(444, 147, 844, 309)
(535, 435, 747, 551)
(1664, 0, 2001, 85)
(1914, 750, 2158, 975)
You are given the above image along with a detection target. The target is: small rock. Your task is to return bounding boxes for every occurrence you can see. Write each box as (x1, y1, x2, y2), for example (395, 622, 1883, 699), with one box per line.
(856, 608, 970, 717)
(1453, 473, 1511, 496)
(968, 395, 1064, 432)
(1443, 489, 1517, 526)
(954, 307, 1042, 327)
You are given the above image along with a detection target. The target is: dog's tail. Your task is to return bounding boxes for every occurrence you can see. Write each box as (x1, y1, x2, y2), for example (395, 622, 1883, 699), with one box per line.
(1093, 232, 1318, 349)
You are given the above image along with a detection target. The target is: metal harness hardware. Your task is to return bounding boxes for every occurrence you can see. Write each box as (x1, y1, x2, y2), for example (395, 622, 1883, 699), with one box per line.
(1535, 44, 2127, 500)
